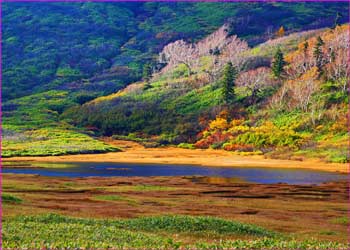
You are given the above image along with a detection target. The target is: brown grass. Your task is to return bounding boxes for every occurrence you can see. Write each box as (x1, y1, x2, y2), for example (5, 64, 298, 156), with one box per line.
(3, 173, 349, 243)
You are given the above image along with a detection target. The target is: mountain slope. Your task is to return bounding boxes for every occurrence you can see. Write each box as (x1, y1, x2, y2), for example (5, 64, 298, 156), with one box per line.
(63, 24, 349, 163)
(3, 3, 349, 160)
(3, 2, 348, 101)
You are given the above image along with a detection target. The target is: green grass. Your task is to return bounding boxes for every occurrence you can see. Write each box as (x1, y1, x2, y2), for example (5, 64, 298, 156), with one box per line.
(193, 238, 347, 250)
(164, 83, 222, 115)
(2, 128, 120, 157)
(2, 90, 120, 157)
(3, 214, 348, 249)
(118, 215, 275, 236)
(177, 143, 196, 149)
(2, 194, 23, 204)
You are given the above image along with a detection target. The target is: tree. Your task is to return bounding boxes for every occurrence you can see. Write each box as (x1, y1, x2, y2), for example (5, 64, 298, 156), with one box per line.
(142, 63, 152, 82)
(204, 34, 248, 82)
(286, 67, 320, 112)
(276, 26, 285, 38)
(221, 35, 249, 70)
(221, 62, 237, 105)
(313, 36, 325, 75)
(236, 67, 274, 104)
(159, 40, 199, 76)
(271, 48, 286, 78)
(142, 63, 152, 90)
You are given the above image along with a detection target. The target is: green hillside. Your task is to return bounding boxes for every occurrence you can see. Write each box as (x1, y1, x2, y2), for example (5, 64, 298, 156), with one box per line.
(2, 3, 349, 161)
(3, 2, 348, 101)
(64, 25, 349, 163)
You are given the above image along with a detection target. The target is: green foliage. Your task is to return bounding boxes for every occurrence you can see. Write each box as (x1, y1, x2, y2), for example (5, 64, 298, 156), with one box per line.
(3, 214, 177, 249)
(271, 48, 286, 78)
(2, 128, 119, 157)
(3, 2, 348, 101)
(231, 122, 307, 149)
(221, 62, 237, 105)
(56, 67, 82, 79)
(2, 194, 23, 204)
(142, 63, 153, 84)
(194, 238, 347, 250)
(4, 214, 347, 249)
(177, 143, 195, 149)
(120, 215, 275, 236)
(331, 216, 349, 225)
(3, 3, 349, 159)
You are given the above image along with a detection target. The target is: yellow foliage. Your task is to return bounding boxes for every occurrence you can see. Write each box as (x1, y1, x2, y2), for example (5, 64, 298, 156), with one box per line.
(316, 125, 324, 131)
(230, 119, 244, 127)
(286, 24, 349, 64)
(300, 67, 319, 81)
(330, 116, 347, 133)
(209, 117, 229, 130)
(228, 125, 250, 134)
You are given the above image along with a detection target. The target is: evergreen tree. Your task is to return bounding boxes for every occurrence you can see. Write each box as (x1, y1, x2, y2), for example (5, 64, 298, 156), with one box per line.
(271, 48, 286, 78)
(142, 63, 152, 82)
(142, 63, 153, 90)
(221, 62, 237, 105)
(313, 36, 325, 74)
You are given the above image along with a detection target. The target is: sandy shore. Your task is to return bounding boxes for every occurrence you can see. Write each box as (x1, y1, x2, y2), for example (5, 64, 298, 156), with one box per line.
(3, 139, 349, 173)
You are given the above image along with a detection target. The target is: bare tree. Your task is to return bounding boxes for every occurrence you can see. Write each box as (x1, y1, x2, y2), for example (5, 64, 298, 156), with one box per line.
(159, 40, 199, 76)
(269, 83, 289, 111)
(196, 24, 231, 55)
(236, 67, 274, 104)
(288, 67, 320, 112)
(220, 35, 249, 70)
(159, 24, 249, 80)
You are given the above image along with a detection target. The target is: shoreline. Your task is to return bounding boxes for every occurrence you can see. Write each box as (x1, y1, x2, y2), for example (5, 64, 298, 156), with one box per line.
(2, 140, 349, 173)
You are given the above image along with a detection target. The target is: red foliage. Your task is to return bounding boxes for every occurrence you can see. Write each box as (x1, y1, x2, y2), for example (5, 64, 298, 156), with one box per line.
(194, 131, 231, 149)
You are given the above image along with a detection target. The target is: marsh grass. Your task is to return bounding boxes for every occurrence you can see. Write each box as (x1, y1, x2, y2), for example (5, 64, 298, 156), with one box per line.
(4, 214, 348, 249)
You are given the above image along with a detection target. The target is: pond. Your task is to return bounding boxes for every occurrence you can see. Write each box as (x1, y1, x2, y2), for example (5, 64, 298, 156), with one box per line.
(3, 161, 347, 185)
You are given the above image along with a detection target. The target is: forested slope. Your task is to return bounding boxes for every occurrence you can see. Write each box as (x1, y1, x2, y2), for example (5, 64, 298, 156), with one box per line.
(2, 3, 349, 160)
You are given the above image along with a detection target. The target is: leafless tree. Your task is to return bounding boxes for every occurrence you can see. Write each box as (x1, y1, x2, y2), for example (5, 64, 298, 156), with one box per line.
(236, 67, 274, 104)
(159, 40, 199, 76)
(159, 24, 249, 80)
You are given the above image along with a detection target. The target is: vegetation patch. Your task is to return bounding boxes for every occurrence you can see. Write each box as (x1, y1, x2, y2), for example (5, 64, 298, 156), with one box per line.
(3, 214, 348, 249)
(2, 194, 23, 204)
(331, 216, 349, 225)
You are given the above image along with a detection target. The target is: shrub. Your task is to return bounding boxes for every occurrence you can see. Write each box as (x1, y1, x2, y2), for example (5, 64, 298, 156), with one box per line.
(177, 143, 195, 149)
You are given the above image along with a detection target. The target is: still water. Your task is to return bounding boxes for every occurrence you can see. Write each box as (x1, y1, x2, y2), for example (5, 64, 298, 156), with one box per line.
(3, 161, 347, 185)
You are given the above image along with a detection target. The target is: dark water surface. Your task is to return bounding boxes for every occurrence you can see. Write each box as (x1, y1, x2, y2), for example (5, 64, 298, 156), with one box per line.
(3, 161, 347, 185)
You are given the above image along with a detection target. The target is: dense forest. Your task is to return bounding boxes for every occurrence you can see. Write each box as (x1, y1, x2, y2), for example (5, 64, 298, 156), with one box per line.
(2, 2, 349, 163)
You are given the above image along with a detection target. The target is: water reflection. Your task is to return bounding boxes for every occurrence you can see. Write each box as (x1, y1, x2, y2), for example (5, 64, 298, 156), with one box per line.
(3, 161, 347, 185)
